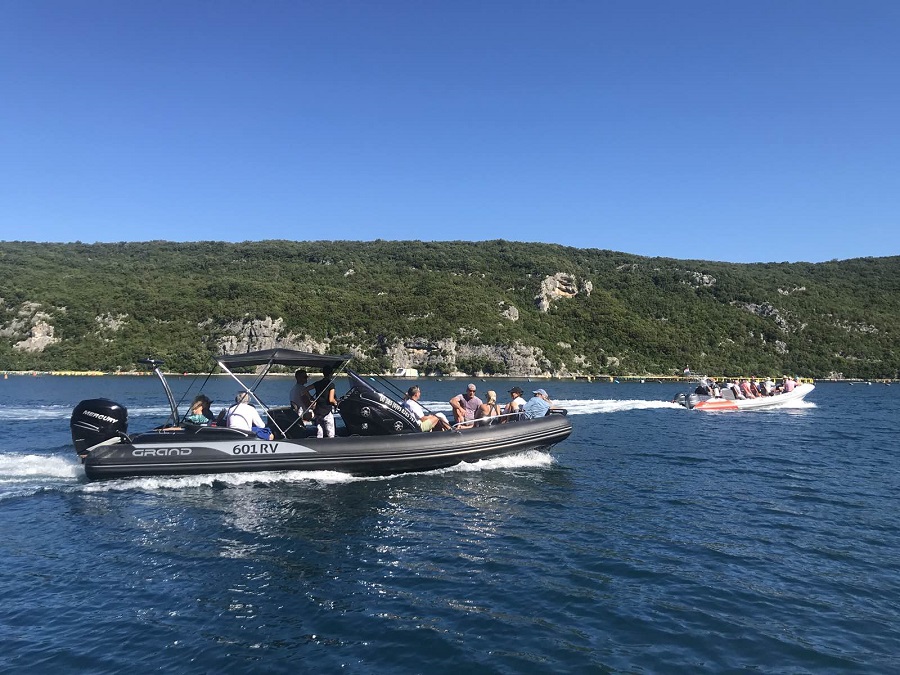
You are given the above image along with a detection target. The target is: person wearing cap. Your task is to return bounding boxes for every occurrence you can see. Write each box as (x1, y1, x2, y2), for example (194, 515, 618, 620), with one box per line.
(522, 388, 553, 419)
(449, 383, 483, 427)
(503, 386, 526, 420)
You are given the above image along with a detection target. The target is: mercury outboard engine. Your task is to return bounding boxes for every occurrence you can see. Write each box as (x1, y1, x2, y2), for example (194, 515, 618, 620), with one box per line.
(71, 398, 128, 456)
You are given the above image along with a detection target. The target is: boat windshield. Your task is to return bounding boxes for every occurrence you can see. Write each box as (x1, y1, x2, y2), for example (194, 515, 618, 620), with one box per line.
(345, 369, 379, 396)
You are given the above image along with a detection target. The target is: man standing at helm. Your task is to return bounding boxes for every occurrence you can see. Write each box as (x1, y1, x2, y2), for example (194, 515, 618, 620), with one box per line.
(311, 368, 338, 438)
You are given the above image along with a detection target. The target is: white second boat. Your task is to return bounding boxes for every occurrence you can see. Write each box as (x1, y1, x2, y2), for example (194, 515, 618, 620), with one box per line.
(674, 379, 815, 411)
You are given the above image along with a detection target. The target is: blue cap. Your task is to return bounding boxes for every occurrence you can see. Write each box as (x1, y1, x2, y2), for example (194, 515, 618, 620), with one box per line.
(532, 388, 548, 397)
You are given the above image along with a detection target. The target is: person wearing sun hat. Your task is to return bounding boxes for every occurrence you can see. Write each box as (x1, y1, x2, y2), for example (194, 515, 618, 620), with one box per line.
(449, 383, 483, 427)
(503, 386, 527, 420)
(523, 388, 553, 419)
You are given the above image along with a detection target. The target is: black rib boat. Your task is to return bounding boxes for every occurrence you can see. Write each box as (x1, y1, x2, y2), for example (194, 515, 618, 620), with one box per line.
(70, 349, 572, 481)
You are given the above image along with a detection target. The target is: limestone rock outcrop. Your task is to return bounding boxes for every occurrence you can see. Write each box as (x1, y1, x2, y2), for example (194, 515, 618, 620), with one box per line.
(535, 273, 580, 312)
(0, 302, 61, 352)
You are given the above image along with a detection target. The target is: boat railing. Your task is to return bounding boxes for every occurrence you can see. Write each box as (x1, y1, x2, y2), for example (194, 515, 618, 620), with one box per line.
(451, 411, 524, 430)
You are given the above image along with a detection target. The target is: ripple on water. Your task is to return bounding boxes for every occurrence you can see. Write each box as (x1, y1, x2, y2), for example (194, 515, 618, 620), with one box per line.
(2, 381, 900, 672)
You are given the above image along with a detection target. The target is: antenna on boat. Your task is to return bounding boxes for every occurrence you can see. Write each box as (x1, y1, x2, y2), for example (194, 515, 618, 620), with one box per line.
(138, 357, 180, 427)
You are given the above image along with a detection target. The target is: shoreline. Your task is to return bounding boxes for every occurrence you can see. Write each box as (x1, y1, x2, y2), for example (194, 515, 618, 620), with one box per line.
(0, 370, 894, 383)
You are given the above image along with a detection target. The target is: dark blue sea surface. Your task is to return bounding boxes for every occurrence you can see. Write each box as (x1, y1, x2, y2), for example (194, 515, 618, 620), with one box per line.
(1, 375, 898, 673)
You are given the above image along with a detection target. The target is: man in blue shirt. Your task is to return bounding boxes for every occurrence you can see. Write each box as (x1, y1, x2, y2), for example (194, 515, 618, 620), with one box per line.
(522, 388, 553, 419)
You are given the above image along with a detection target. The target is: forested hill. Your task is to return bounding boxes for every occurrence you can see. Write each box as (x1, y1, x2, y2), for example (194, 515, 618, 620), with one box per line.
(0, 240, 897, 379)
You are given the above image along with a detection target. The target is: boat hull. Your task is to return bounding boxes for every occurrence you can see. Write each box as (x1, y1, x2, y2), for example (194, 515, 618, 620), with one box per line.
(81, 415, 572, 480)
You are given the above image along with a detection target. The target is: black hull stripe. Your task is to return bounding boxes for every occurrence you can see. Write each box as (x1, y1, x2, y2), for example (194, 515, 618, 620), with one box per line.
(84, 418, 572, 480)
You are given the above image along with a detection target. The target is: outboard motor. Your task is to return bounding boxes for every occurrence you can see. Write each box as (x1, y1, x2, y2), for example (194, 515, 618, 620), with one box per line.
(673, 392, 701, 409)
(71, 398, 128, 456)
(338, 389, 420, 435)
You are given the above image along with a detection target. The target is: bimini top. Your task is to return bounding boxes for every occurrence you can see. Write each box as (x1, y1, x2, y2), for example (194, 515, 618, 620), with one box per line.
(215, 348, 352, 370)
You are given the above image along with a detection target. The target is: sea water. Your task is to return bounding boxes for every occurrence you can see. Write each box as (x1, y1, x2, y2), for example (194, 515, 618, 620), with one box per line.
(1, 376, 898, 673)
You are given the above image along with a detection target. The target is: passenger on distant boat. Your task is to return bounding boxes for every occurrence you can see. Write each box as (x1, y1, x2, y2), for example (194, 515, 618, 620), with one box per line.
(739, 378, 756, 398)
(695, 378, 720, 397)
(751, 378, 765, 396)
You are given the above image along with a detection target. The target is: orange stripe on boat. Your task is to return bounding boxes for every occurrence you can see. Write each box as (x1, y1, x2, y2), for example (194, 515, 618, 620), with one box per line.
(693, 399, 739, 411)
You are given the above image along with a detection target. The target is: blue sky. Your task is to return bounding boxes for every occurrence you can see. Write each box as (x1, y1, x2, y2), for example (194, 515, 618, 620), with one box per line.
(2, 1, 898, 263)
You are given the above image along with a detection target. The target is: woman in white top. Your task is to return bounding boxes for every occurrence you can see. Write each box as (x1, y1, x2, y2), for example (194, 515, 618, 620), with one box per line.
(504, 386, 526, 417)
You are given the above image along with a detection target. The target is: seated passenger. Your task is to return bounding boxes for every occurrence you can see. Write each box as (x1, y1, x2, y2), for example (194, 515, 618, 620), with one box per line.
(740, 379, 756, 398)
(402, 386, 450, 431)
(474, 390, 501, 426)
(782, 376, 796, 393)
(503, 386, 526, 421)
(225, 391, 273, 440)
(450, 384, 482, 428)
(522, 388, 553, 419)
(695, 378, 718, 396)
(185, 394, 213, 425)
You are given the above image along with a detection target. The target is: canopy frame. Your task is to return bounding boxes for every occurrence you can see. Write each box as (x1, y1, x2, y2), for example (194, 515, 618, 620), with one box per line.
(213, 349, 353, 437)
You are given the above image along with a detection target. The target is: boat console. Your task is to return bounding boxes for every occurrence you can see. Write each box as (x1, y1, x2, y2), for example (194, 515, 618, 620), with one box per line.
(338, 388, 421, 435)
